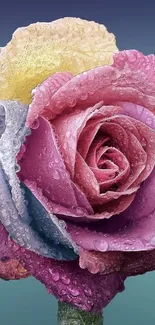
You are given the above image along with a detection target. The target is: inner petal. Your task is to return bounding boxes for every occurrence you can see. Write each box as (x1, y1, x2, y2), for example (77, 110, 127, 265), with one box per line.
(87, 143, 130, 190)
(77, 105, 123, 160)
(52, 102, 101, 178)
(100, 121, 147, 191)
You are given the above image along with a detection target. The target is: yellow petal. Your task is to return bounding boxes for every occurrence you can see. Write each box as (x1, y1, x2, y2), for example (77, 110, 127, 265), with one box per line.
(0, 17, 118, 104)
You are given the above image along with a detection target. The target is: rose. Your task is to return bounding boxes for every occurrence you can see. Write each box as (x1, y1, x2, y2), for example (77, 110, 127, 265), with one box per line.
(1, 17, 155, 313)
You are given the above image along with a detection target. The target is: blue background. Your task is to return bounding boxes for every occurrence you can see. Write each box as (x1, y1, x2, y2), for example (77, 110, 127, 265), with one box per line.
(1, 0, 155, 324)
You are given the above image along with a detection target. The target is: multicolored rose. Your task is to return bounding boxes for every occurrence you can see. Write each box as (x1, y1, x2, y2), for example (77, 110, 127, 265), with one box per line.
(1, 17, 155, 313)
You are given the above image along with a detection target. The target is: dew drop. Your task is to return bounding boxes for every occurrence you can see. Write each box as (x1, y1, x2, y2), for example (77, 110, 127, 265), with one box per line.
(49, 269, 60, 282)
(123, 239, 133, 246)
(73, 280, 78, 285)
(53, 170, 60, 180)
(66, 131, 71, 138)
(48, 162, 53, 168)
(43, 147, 47, 155)
(146, 117, 153, 126)
(61, 274, 70, 285)
(75, 207, 87, 216)
(55, 158, 59, 164)
(11, 213, 18, 220)
(136, 105, 144, 115)
(31, 119, 40, 129)
(68, 287, 80, 297)
(25, 253, 31, 259)
(94, 240, 109, 252)
(149, 237, 155, 246)
(84, 287, 93, 297)
(4, 219, 11, 226)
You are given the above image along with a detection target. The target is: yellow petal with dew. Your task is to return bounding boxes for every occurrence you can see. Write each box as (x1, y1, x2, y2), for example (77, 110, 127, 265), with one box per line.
(0, 17, 118, 104)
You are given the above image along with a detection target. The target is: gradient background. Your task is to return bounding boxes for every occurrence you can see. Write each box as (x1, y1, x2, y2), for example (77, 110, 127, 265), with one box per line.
(0, 0, 155, 324)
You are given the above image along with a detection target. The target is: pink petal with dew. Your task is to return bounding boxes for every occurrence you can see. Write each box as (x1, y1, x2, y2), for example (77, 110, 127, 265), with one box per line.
(74, 151, 138, 218)
(67, 210, 155, 252)
(52, 102, 102, 177)
(18, 116, 78, 208)
(46, 50, 155, 118)
(26, 72, 73, 126)
(0, 223, 125, 313)
(26, 51, 155, 123)
(77, 105, 123, 160)
(25, 179, 92, 221)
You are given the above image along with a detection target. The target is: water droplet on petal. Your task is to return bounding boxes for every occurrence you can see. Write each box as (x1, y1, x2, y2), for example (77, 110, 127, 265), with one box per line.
(73, 280, 78, 285)
(146, 116, 153, 126)
(84, 287, 93, 297)
(68, 287, 80, 297)
(43, 147, 47, 155)
(49, 269, 60, 282)
(123, 239, 133, 246)
(94, 240, 109, 252)
(31, 119, 40, 129)
(66, 131, 71, 138)
(136, 105, 144, 116)
(53, 170, 60, 180)
(4, 219, 11, 226)
(149, 237, 155, 246)
(11, 213, 18, 220)
(61, 275, 70, 285)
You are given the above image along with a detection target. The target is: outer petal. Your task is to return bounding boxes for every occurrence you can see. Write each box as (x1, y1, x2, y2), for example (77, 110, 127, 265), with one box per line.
(0, 100, 77, 260)
(67, 211, 155, 252)
(39, 50, 155, 120)
(0, 17, 118, 104)
(19, 116, 78, 208)
(0, 222, 125, 313)
(19, 115, 92, 219)
(118, 103, 155, 220)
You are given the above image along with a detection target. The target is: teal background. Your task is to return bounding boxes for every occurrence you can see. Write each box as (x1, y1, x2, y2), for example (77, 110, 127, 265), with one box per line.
(1, 0, 155, 324)
(1, 273, 155, 324)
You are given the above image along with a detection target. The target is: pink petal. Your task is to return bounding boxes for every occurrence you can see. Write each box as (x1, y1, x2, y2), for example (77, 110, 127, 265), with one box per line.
(26, 72, 73, 127)
(0, 223, 125, 313)
(18, 116, 78, 209)
(52, 103, 101, 177)
(71, 182, 94, 215)
(87, 145, 130, 188)
(107, 113, 155, 187)
(77, 105, 123, 160)
(75, 152, 137, 203)
(42, 50, 155, 119)
(117, 102, 155, 221)
(67, 210, 155, 252)
(99, 120, 147, 191)
(74, 151, 100, 199)
(120, 168, 155, 221)
(24, 180, 90, 220)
